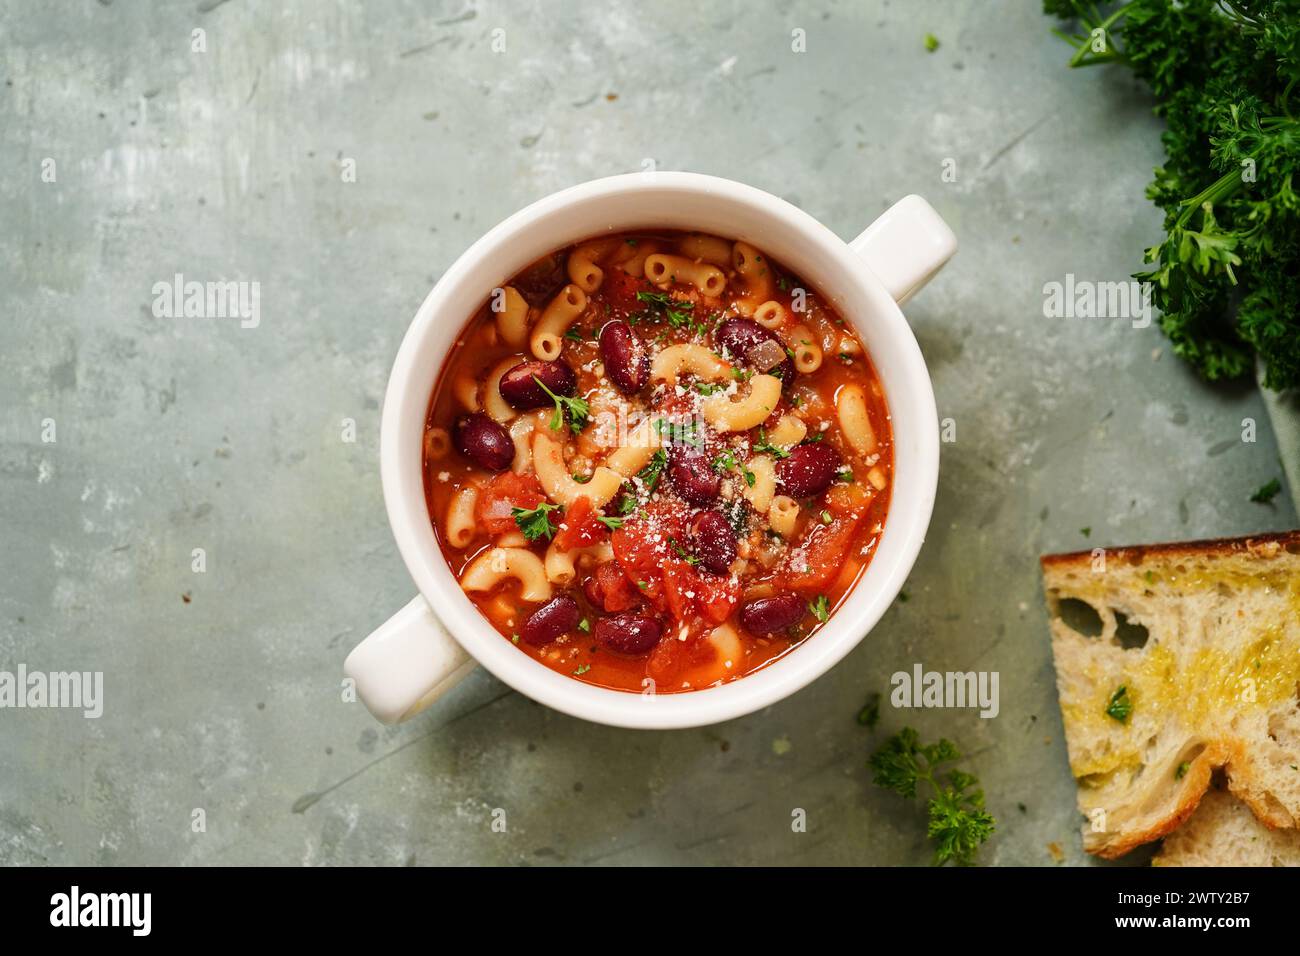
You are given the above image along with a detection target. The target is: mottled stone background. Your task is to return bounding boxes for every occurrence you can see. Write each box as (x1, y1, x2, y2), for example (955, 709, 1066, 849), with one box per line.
(1, 0, 1293, 866)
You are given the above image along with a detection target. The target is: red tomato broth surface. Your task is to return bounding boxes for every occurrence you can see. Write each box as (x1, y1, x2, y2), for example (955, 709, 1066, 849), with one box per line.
(423, 231, 894, 694)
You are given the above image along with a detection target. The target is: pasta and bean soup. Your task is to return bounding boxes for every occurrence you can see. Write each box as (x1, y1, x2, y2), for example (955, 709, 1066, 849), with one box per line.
(423, 231, 893, 693)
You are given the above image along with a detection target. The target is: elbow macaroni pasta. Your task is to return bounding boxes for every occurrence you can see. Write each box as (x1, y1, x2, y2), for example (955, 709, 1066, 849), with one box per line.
(676, 233, 733, 267)
(444, 485, 479, 548)
(531, 284, 587, 361)
(650, 344, 730, 384)
(494, 286, 530, 348)
(702, 374, 782, 432)
(604, 417, 662, 476)
(483, 354, 527, 423)
(768, 495, 799, 538)
(767, 414, 806, 449)
(460, 547, 552, 602)
(786, 325, 822, 373)
(532, 431, 623, 507)
(644, 253, 726, 296)
(742, 455, 777, 513)
(836, 383, 877, 456)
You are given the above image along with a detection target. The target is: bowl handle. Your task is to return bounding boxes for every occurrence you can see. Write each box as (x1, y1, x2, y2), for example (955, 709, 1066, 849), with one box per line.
(849, 195, 956, 305)
(344, 596, 476, 724)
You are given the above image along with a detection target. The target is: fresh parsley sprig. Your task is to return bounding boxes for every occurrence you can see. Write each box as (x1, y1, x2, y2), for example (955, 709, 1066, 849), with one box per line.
(532, 375, 589, 435)
(512, 502, 562, 541)
(868, 727, 996, 866)
(1045, 0, 1300, 389)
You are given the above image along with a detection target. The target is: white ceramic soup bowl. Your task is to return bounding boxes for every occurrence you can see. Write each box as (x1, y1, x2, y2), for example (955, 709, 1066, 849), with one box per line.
(345, 172, 955, 729)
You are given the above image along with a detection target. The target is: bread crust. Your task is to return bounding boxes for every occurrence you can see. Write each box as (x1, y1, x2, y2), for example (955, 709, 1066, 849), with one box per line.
(1041, 529, 1300, 568)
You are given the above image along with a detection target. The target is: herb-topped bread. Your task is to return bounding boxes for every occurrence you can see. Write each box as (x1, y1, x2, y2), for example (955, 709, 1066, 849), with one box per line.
(1154, 787, 1300, 867)
(1040, 531, 1300, 859)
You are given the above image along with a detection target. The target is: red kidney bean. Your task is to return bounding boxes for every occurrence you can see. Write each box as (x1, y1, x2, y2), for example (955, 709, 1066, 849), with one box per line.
(688, 510, 737, 575)
(598, 320, 649, 395)
(668, 446, 720, 505)
(739, 593, 807, 635)
(714, 318, 795, 383)
(498, 359, 577, 409)
(519, 595, 580, 646)
(594, 613, 662, 654)
(453, 413, 514, 472)
(776, 443, 842, 498)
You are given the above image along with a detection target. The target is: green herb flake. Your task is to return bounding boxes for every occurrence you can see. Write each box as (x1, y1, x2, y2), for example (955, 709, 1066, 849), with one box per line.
(1251, 478, 1282, 504)
(809, 595, 830, 622)
(1105, 685, 1132, 724)
(512, 502, 562, 541)
(856, 692, 881, 729)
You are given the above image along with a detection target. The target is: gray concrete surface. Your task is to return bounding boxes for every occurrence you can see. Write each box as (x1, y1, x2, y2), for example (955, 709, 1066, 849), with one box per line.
(2, 0, 1294, 866)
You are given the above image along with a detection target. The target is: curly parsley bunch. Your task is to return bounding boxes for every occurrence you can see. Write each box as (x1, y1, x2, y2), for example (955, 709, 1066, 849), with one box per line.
(1046, 1, 1300, 389)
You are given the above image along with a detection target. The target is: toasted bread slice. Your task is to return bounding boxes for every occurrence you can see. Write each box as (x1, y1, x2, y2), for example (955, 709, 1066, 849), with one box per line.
(1041, 531, 1300, 859)
(1154, 787, 1300, 867)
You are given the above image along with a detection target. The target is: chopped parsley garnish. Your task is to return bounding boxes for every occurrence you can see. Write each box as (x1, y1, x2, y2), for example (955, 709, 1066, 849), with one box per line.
(636, 448, 668, 494)
(573, 664, 591, 676)
(1105, 685, 1132, 724)
(532, 375, 589, 435)
(578, 618, 591, 633)
(856, 692, 881, 729)
(596, 515, 624, 531)
(572, 472, 592, 484)
(512, 502, 562, 541)
(801, 433, 824, 444)
(820, 510, 833, 524)
(668, 536, 701, 567)
(695, 382, 721, 396)
(837, 468, 854, 483)
(730, 367, 753, 382)
(809, 595, 830, 622)
(563, 327, 585, 343)
(1175, 761, 1190, 780)
(634, 290, 707, 335)
(752, 426, 791, 459)
(713, 449, 756, 487)
(1250, 478, 1282, 504)
(654, 416, 701, 447)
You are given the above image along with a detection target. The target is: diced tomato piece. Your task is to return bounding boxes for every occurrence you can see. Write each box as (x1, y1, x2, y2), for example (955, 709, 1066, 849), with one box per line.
(662, 560, 696, 621)
(610, 507, 683, 573)
(787, 514, 861, 590)
(554, 496, 606, 551)
(647, 629, 719, 686)
(584, 562, 641, 613)
(694, 571, 741, 625)
(476, 472, 546, 535)
(602, 267, 657, 315)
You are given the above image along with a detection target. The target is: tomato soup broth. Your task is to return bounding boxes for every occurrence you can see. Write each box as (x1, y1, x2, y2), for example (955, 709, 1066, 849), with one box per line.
(423, 230, 893, 693)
